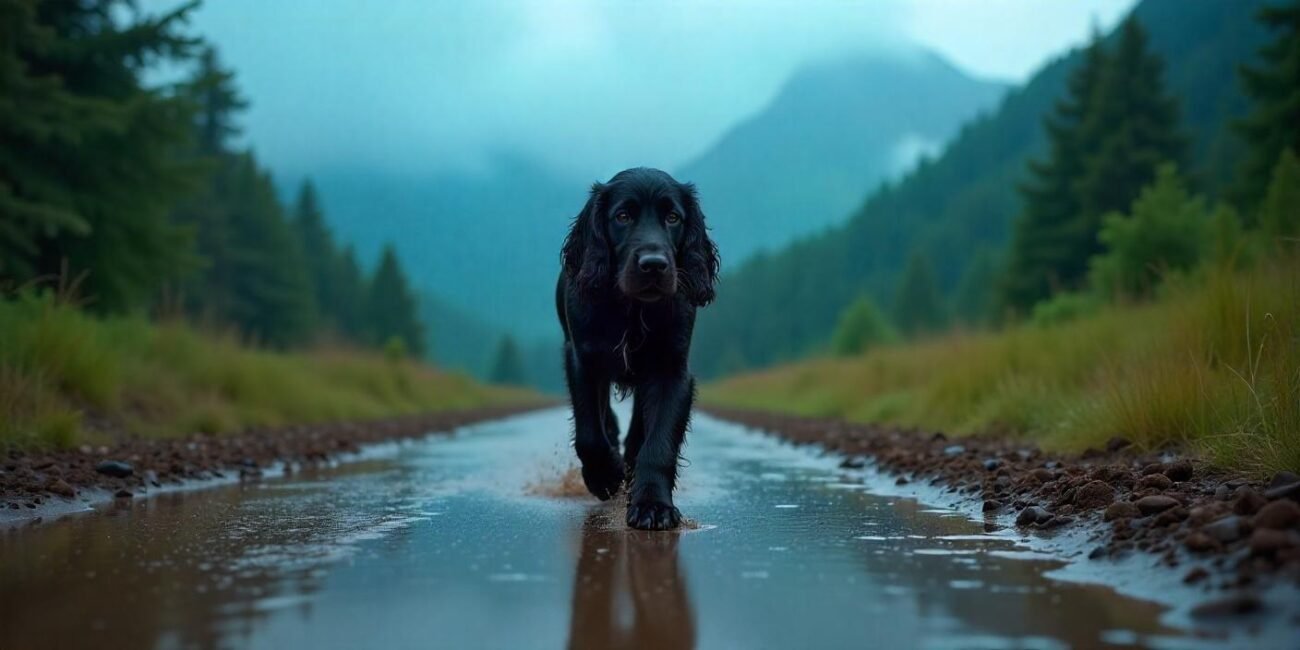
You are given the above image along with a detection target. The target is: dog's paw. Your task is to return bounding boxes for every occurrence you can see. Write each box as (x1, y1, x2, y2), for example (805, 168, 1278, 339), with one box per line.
(626, 500, 682, 530)
(580, 453, 625, 501)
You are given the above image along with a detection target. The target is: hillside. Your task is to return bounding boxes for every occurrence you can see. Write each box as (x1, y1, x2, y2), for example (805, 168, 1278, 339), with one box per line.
(691, 0, 1271, 378)
(677, 50, 1008, 261)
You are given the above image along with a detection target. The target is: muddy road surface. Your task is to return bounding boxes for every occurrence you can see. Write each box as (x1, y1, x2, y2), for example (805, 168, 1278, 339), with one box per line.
(0, 408, 1267, 649)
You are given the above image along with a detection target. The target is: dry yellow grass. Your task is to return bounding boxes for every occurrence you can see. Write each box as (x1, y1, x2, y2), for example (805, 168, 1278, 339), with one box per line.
(0, 294, 541, 449)
(703, 256, 1300, 475)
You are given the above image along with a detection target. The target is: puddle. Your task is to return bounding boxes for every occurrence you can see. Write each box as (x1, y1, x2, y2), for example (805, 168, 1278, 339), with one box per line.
(0, 407, 1239, 648)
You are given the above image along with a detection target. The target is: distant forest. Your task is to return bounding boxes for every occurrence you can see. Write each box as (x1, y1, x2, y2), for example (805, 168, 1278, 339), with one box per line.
(692, 0, 1295, 378)
(1, 1, 425, 356)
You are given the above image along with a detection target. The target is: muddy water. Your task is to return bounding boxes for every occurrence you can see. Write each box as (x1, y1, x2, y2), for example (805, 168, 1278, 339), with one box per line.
(1, 408, 1206, 649)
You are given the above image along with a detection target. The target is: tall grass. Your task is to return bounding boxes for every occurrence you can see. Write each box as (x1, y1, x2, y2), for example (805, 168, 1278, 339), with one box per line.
(703, 257, 1300, 475)
(0, 294, 538, 450)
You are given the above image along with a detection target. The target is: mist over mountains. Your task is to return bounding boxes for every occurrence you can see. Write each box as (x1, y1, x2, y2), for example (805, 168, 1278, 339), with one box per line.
(297, 49, 1006, 386)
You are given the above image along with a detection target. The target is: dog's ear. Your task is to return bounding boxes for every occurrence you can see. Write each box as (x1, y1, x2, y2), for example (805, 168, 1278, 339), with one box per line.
(677, 182, 720, 307)
(561, 182, 610, 293)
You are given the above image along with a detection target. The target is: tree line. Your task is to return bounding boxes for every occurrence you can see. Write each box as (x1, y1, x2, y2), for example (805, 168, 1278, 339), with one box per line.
(1, 1, 425, 355)
(691, 1, 1296, 375)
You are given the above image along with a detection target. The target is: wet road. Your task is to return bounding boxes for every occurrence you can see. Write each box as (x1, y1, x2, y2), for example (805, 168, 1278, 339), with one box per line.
(2, 407, 1204, 649)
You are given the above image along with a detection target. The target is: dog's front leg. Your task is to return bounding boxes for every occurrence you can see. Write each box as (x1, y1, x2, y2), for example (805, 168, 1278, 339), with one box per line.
(566, 345, 625, 500)
(626, 372, 693, 530)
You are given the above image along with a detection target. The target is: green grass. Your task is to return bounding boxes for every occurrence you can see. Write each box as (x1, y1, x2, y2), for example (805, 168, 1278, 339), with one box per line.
(703, 256, 1300, 476)
(0, 294, 541, 450)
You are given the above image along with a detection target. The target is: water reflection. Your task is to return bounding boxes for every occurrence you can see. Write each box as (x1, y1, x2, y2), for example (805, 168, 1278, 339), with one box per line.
(567, 509, 696, 650)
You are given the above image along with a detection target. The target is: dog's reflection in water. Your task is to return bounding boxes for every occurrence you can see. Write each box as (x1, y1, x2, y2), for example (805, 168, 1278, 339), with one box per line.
(567, 508, 697, 650)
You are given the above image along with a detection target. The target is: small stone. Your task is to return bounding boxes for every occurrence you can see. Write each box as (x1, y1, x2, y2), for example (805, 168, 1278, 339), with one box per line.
(1248, 528, 1293, 555)
(839, 456, 866, 469)
(47, 479, 75, 498)
(1253, 500, 1300, 530)
(1075, 480, 1116, 509)
(1031, 468, 1054, 483)
(894, 477, 909, 486)
(94, 460, 134, 478)
(1203, 515, 1245, 544)
(1214, 484, 1232, 501)
(982, 458, 1001, 471)
(943, 444, 965, 456)
(1163, 460, 1194, 482)
(1183, 567, 1209, 584)
(1105, 436, 1132, 453)
(1184, 532, 1220, 553)
(1190, 594, 1263, 620)
(1233, 487, 1268, 515)
(1139, 474, 1173, 490)
(1088, 546, 1108, 560)
(1136, 495, 1180, 515)
(1016, 506, 1051, 526)
(1267, 471, 1300, 490)
(982, 499, 1002, 512)
(113, 489, 133, 499)
(1264, 475, 1300, 501)
(1104, 501, 1141, 521)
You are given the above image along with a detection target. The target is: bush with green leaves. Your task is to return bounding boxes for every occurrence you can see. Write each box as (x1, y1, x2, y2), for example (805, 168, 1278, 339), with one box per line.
(831, 296, 897, 357)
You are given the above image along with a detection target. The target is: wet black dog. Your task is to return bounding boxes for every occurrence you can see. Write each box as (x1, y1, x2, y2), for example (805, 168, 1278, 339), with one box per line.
(556, 168, 719, 530)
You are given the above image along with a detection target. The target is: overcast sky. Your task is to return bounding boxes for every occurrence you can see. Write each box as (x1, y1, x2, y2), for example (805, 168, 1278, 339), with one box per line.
(157, 0, 1136, 178)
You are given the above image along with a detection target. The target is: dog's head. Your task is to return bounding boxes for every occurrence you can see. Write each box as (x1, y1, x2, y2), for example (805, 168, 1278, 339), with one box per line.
(562, 168, 719, 306)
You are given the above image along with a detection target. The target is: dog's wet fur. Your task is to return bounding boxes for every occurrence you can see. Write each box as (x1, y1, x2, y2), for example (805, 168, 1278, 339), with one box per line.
(557, 168, 719, 530)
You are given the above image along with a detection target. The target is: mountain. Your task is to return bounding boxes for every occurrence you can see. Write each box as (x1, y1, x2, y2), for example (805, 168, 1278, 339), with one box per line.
(691, 0, 1272, 379)
(677, 51, 1009, 262)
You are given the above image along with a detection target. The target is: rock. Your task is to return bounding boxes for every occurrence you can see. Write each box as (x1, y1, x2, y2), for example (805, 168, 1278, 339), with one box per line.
(1163, 460, 1194, 482)
(1264, 474, 1300, 501)
(1016, 506, 1051, 526)
(1253, 499, 1300, 530)
(982, 499, 1003, 512)
(47, 479, 75, 498)
(1088, 546, 1108, 560)
(1136, 495, 1180, 515)
(144, 470, 161, 488)
(982, 458, 1001, 471)
(1190, 594, 1262, 619)
(943, 444, 966, 456)
(1232, 487, 1267, 515)
(1248, 528, 1293, 555)
(1202, 515, 1245, 544)
(1183, 567, 1209, 584)
(1104, 501, 1141, 521)
(1138, 474, 1173, 490)
(94, 460, 134, 478)
(1031, 468, 1054, 483)
(1105, 436, 1132, 453)
(1183, 532, 1220, 553)
(113, 489, 133, 499)
(839, 456, 866, 469)
(1214, 484, 1232, 501)
(1075, 481, 1116, 509)
(894, 477, 909, 486)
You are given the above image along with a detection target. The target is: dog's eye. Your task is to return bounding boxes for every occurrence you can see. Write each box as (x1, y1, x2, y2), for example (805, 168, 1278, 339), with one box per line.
(614, 211, 631, 224)
(665, 212, 681, 225)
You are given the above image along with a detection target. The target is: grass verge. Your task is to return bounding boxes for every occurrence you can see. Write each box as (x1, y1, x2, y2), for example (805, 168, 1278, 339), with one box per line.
(702, 257, 1300, 476)
(0, 294, 541, 450)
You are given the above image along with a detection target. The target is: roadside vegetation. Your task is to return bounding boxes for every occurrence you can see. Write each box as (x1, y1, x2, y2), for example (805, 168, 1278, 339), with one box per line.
(0, 292, 537, 450)
(706, 5, 1300, 476)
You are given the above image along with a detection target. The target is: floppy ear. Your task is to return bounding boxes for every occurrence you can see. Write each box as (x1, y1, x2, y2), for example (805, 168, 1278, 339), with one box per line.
(561, 182, 610, 293)
(677, 182, 720, 307)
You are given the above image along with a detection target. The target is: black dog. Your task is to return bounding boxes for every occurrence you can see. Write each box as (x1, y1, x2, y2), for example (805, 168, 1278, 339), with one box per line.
(557, 168, 719, 530)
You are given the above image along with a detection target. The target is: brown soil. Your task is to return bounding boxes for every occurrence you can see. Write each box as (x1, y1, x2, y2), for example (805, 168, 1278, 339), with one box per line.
(704, 407, 1300, 609)
(2, 404, 547, 515)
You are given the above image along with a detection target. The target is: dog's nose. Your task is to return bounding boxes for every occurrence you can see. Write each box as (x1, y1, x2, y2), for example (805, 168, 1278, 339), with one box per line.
(638, 253, 669, 274)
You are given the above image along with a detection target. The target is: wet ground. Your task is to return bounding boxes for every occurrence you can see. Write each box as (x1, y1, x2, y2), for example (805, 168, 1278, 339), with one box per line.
(0, 408, 1231, 649)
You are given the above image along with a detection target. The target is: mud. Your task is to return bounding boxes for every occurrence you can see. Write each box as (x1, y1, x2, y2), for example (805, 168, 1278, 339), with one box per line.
(704, 407, 1300, 625)
(1, 404, 547, 525)
(0, 407, 1243, 649)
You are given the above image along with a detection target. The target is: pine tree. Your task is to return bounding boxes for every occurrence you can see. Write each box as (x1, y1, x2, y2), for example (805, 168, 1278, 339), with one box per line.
(1088, 164, 1208, 298)
(1258, 148, 1300, 243)
(894, 252, 946, 336)
(334, 245, 368, 342)
(1075, 18, 1186, 224)
(831, 296, 896, 356)
(293, 180, 347, 334)
(1001, 32, 1109, 310)
(1235, 1, 1300, 210)
(489, 335, 526, 385)
(1, 1, 204, 310)
(367, 244, 425, 357)
(953, 248, 1000, 326)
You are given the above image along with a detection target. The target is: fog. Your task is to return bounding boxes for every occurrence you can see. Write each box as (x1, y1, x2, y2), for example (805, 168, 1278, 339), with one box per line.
(160, 0, 1134, 179)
